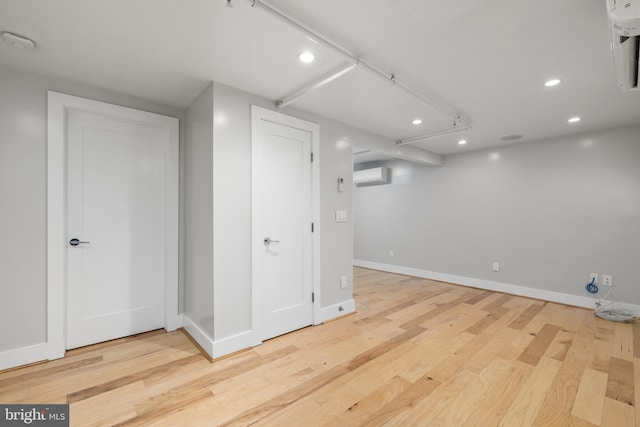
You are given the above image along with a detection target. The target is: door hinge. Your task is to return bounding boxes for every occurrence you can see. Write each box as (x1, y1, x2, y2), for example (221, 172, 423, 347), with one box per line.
(311, 152, 314, 163)
(312, 292, 315, 303)
(311, 222, 314, 232)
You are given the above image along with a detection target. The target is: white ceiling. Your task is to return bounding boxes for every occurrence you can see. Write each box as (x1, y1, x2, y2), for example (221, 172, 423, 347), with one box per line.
(1, 0, 639, 156)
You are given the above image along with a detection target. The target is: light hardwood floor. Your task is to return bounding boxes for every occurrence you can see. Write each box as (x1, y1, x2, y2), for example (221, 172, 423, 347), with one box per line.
(1, 267, 638, 426)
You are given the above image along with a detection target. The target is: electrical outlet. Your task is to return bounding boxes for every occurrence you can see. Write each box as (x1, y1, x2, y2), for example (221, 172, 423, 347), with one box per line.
(492, 262, 500, 272)
(602, 275, 613, 286)
(340, 276, 347, 289)
(589, 273, 598, 284)
(389, 249, 394, 257)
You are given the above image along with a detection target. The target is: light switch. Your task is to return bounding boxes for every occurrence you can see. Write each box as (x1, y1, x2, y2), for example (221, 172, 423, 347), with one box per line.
(335, 210, 348, 222)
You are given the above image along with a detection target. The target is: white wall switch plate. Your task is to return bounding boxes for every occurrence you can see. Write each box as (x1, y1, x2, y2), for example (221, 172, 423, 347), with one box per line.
(335, 210, 348, 222)
(492, 262, 500, 272)
(340, 275, 347, 289)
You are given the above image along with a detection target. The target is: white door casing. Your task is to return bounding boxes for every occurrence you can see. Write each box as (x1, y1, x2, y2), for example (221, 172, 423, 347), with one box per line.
(47, 92, 179, 358)
(251, 106, 321, 342)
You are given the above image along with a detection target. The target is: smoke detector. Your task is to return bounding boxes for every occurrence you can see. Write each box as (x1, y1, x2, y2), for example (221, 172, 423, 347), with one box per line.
(1, 31, 36, 51)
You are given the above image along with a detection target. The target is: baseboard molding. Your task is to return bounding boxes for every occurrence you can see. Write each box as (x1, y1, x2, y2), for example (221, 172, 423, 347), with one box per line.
(181, 314, 215, 358)
(212, 330, 260, 359)
(165, 314, 183, 332)
(0, 342, 50, 372)
(319, 299, 356, 323)
(354, 259, 640, 316)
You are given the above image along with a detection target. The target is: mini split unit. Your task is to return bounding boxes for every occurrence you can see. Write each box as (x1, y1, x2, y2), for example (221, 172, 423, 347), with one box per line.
(354, 167, 389, 186)
(607, 0, 640, 91)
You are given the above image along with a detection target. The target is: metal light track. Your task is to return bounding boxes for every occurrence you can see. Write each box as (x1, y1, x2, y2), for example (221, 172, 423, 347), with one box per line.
(244, 0, 471, 140)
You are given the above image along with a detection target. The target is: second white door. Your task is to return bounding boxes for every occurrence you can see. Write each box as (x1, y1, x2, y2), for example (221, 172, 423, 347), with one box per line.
(252, 107, 316, 341)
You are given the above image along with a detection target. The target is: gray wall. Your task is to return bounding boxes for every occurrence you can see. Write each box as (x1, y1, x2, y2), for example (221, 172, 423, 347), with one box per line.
(355, 124, 640, 304)
(210, 82, 362, 340)
(184, 83, 215, 336)
(0, 65, 185, 353)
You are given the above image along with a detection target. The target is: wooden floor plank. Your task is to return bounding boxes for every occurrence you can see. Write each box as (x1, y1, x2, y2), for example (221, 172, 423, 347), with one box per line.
(508, 302, 546, 330)
(357, 373, 440, 426)
(499, 356, 562, 426)
(66, 354, 202, 403)
(430, 357, 513, 426)
(533, 335, 593, 426)
(601, 397, 635, 427)
(0, 267, 636, 426)
(321, 375, 412, 427)
(634, 321, 640, 358)
(635, 358, 640, 427)
(612, 323, 634, 362)
(518, 323, 562, 366)
(571, 368, 608, 425)
(463, 360, 533, 427)
(605, 356, 635, 406)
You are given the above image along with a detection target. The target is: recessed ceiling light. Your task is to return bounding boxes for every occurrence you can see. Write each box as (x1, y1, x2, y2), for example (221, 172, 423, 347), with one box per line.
(298, 51, 315, 63)
(567, 116, 581, 123)
(544, 78, 561, 87)
(412, 119, 422, 125)
(458, 139, 467, 145)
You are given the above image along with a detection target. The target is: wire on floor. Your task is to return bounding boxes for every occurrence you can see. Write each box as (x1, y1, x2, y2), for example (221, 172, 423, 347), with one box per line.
(593, 285, 637, 323)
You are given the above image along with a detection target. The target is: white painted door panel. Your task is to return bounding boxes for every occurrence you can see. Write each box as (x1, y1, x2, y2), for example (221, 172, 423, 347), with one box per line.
(66, 111, 166, 349)
(254, 120, 313, 340)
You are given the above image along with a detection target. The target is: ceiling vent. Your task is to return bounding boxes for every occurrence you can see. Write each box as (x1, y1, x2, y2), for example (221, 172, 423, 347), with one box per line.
(607, 0, 640, 91)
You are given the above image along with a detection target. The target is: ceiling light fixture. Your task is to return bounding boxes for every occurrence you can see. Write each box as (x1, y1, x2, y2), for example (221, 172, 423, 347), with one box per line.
(412, 119, 422, 125)
(544, 78, 561, 87)
(567, 116, 581, 123)
(1, 31, 36, 50)
(458, 139, 467, 145)
(298, 51, 315, 63)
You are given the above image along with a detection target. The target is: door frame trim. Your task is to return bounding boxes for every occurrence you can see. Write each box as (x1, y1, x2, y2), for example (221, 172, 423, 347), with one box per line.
(46, 91, 180, 360)
(250, 105, 321, 344)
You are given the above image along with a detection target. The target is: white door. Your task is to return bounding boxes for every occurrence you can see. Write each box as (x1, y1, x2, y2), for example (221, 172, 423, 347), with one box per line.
(66, 110, 169, 349)
(252, 107, 317, 341)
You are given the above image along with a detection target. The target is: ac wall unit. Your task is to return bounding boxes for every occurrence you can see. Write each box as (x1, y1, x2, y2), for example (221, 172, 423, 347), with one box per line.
(354, 167, 389, 185)
(607, 0, 640, 91)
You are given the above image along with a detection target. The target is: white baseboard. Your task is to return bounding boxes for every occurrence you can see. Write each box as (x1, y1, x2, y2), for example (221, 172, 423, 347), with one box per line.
(354, 259, 640, 316)
(319, 299, 356, 323)
(212, 330, 260, 358)
(0, 342, 50, 372)
(181, 314, 215, 358)
(183, 315, 261, 359)
(166, 313, 183, 332)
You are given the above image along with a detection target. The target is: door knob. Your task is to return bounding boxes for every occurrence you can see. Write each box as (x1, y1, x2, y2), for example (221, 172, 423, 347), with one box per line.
(263, 237, 280, 245)
(69, 238, 90, 246)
